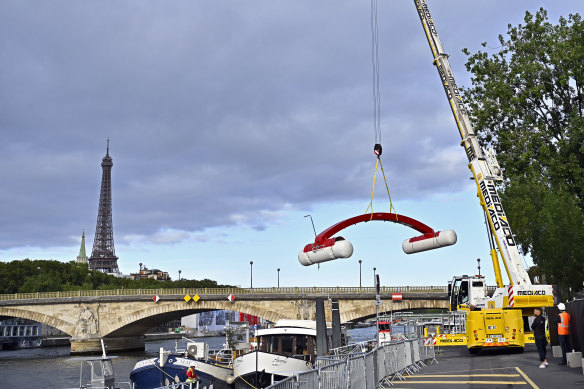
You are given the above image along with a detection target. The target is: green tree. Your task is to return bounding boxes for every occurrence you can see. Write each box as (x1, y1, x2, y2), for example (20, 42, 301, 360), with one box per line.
(462, 8, 584, 296)
(501, 179, 584, 294)
(0, 259, 233, 294)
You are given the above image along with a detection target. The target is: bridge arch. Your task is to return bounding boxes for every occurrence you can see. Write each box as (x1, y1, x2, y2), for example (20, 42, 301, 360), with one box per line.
(0, 306, 75, 335)
(102, 300, 293, 338)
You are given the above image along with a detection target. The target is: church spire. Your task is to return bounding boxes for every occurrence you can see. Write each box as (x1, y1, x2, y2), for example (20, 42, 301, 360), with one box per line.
(76, 230, 88, 265)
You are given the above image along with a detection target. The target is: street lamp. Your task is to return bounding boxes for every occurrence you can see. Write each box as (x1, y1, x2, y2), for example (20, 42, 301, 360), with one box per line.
(277, 268, 280, 288)
(304, 215, 317, 237)
(250, 261, 254, 289)
(178, 269, 182, 282)
(477, 258, 481, 276)
(373, 267, 376, 284)
(359, 260, 362, 288)
(139, 262, 143, 289)
(36, 266, 41, 292)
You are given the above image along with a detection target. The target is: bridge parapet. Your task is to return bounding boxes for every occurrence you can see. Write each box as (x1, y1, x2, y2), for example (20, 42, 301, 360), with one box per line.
(0, 286, 450, 301)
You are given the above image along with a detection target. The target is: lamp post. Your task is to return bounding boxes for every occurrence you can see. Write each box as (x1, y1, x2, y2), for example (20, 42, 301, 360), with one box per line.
(139, 262, 143, 289)
(178, 269, 181, 282)
(304, 214, 317, 237)
(477, 258, 481, 276)
(36, 266, 41, 292)
(277, 268, 280, 288)
(373, 267, 376, 285)
(250, 261, 254, 289)
(359, 260, 362, 288)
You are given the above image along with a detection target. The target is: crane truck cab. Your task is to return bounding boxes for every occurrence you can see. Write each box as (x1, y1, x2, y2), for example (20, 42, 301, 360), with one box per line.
(448, 275, 487, 311)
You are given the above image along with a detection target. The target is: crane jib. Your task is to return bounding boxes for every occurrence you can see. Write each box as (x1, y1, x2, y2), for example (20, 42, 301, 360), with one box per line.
(479, 179, 516, 247)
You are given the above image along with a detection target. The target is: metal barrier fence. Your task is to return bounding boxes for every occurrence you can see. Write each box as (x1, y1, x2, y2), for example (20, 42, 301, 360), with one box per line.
(266, 339, 436, 389)
(0, 286, 450, 301)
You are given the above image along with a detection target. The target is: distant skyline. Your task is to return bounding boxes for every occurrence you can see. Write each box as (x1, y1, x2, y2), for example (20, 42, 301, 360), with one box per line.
(0, 0, 579, 287)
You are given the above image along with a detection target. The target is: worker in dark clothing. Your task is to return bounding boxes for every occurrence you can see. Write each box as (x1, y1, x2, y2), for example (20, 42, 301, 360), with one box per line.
(531, 307, 548, 368)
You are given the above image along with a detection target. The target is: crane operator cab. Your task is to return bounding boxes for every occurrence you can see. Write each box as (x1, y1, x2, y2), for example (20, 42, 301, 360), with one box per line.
(448, 275, 487, 311)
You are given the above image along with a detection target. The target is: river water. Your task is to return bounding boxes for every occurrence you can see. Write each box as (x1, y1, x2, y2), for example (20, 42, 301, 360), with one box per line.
(0, 327, 376, 388)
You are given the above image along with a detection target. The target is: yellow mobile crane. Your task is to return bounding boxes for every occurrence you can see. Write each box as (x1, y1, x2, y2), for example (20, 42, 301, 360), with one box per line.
(413, 0, 554, 352)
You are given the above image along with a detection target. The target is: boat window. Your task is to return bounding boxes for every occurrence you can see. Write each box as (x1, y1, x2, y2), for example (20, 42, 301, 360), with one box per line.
(472, 281, 484, 287)
(295, 335, 307, 355)
(307, 336, 316, 358)
(265, 336, 279, 354)
(90, 361, 104, 380)
(281, 335, 294, 355)
(102, 360, 114, 377)
(379, 323, 390, 332)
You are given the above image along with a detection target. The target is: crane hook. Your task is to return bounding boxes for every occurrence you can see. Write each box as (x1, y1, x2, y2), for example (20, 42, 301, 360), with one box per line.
(374, 143, 382, 157)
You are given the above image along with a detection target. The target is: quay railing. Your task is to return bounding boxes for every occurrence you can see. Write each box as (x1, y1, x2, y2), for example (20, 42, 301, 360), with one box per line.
(0, 285, 453, 301)
(266, 338, 436, 389)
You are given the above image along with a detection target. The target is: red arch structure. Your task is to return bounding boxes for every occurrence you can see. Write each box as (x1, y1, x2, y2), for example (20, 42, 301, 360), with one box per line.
(303, 212, 435, 253)
(299, 212, 456, 266)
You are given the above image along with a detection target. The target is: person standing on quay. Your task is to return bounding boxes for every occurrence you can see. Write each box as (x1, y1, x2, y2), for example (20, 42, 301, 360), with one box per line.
(531, 308, 548, 368)
(556, 303, 571, 365)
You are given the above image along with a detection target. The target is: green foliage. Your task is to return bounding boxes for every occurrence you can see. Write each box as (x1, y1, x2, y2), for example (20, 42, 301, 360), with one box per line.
(462, 8, 584, 203)
(0, 259, 233, 294)
(501, 180, 584, 294)
(461, 8, 584, 295)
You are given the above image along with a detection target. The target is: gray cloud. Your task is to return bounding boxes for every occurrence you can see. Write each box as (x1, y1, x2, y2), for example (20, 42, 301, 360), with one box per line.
(0, 0, 575, 250)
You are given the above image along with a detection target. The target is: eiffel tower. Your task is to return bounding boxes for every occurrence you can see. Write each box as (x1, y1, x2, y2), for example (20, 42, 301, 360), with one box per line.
(88, 140, 119, 274)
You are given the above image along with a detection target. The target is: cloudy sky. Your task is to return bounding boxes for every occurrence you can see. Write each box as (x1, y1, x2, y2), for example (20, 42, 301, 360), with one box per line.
(0, 0, 580, 288)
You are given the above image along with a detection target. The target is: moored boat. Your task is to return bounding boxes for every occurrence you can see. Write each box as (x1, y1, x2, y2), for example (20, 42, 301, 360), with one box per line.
(232, 320, 317, 389)
(131, 323, 252, 389)
(130, 349, 235, 389)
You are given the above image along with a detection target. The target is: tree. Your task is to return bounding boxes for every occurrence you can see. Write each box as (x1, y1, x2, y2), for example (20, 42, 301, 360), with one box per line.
(500, 179, 584, 296)
(461, 8, 584, 295)
(0, 259, 233, 294)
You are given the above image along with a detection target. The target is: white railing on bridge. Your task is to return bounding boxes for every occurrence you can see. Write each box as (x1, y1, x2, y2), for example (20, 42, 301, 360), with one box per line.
(0, 286, 452, 301)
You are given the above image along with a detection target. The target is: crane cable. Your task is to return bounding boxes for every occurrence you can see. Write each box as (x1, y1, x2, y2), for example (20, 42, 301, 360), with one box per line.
(365, 156, 397, 220)
(371, 0, 381, 145)
(365, 0, 397, 221)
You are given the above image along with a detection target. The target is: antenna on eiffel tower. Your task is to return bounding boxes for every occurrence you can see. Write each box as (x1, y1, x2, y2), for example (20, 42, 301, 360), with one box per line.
(88, 139, 120, 275)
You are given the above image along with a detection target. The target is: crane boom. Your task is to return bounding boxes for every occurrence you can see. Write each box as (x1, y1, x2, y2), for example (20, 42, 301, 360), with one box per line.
(413, 0, 532, 286)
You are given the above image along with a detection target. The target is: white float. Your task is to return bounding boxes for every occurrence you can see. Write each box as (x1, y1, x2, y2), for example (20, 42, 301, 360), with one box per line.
(402, 229, 457, 254)
(298, 239, 354, 266)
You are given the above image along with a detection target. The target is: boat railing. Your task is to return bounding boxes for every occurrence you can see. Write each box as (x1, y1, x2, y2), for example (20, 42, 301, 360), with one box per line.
(208, 348, 234, 365)
(63, 382, 131, 389)
(329, 339, 375, 357)
(154, 381, 200, 389)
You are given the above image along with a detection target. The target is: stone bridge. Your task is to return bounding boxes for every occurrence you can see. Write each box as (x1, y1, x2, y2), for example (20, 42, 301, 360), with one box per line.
(0, 286, 449, 353)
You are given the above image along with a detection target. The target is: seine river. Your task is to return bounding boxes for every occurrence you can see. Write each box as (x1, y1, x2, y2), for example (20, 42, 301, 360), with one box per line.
(0, 327, 376, 388)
